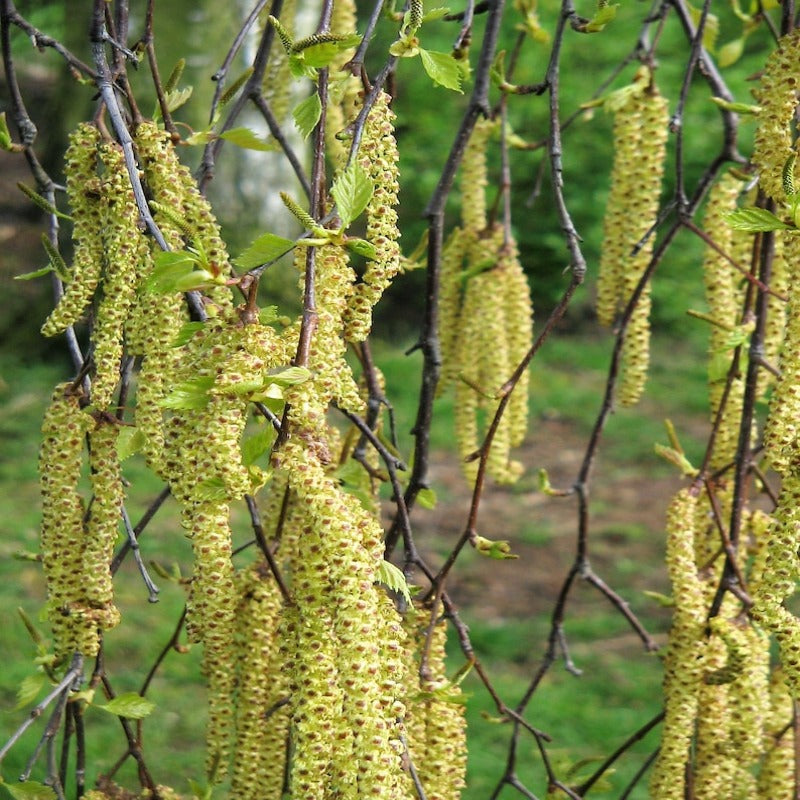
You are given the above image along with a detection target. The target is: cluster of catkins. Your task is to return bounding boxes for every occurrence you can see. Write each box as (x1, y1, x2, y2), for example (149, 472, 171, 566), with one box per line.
(596, 67, 668, 406)
(650, 30, 800, 800)
(37, 86, 468, 799)
(438, 118, 534, 484)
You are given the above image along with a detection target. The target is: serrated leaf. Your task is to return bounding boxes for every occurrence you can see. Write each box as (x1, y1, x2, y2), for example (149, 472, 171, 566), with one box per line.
(259, 306, 279, 325)
(377, 561, 413, 603)
(14, 674, 45, 711)
(584, 3, 618, 31)
(331, 162, 374, 229)
(97, 692, 155, 720)
(417, 487, 437, 509)
(345, 238, 378, 260)
(219, 127, 273, 151)
(145, 251, 200, 293)
(195, 477, 228, 503)
(289, 55, 319, 80)
(234, 232, 295, 269)
(0, 111, 12, 150)
(718, 37, 744, 67)
(172, 321, 205, 348)
(171, 270, 217, 292)
(418, 49, 464, 92)
(117, 427, 146, 461)
(14, 266, 53, 281)
(165, 86, 193, 113)
(299, 35, 361, 67)
(422, 6, 451, 21)
(724, 207, 792, 232)
(266, 366, 312, 387)
(160, 376, 215, 411)
(4, 781, 56, 800)
(242, 427, 276, 466)
(293, 93, 323, 141)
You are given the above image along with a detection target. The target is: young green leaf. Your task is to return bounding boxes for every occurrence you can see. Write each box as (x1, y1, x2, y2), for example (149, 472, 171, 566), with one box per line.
(293, 93, 323, 140)
(117, 427, 146, 461)
(242, 426, 277, 466)
(724, 207, 792, 232)
(377, 560, 413, 604)
(4, 781, 57, 800)
(418, 49, 464, 92)
(416, 487, 437, 509)
(97, 692, 156, 720)
(710, 96, 760, 115)
(234, 232, 295, 269)
(165, 86, 193, 113)
(195, 477, 229, 503)
(345, 238, 378, 260)
(473, 535, 518, 559)
(582, 3, 618, 32)
(718, 37, 744, 67)
(331, 162, 374, 228)
(14, 673, 45, 711)
(145, 250, 200, 293)
(219, 127, 273, 151)
(422, 6, 451, 21)
(266, 366, 312, 387)
(160, 376, 215, 411)
(172, 321, 205, 348)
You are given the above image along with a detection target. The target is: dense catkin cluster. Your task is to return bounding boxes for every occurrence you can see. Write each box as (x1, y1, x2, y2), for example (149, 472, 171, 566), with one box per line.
(751, 28, 800, 204)
(402, 610, 467, 800)
(701, 172, 749, 469)
(596, 71, 668, 406)
(437, 119, 534, 484)
(650, 489, 706, 800)
(325, 0, 360, 168)
(41, 124, 104, 337)
(758, 669, 795, 799)
(230, 563, 289, 800)
(344, 91, 402, 342)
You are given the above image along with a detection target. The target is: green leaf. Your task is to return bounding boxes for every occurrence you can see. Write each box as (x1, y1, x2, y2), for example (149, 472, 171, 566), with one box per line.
(4, 781, 56, 800)
(258, 306, 279, 325)
(160, 376, 215, 411)
(0, 112, 13, 150)
(234, 232, 295, 270)
(266, 366, 312, 387)
(14, 266, 53, 281)
(345, 238, 378, 260)
(653, 444, 696, 477)
(145, 251, 200, 293)
(171, 270, 217, 293)
(724, 207, 792, 232)
(195, 477, 228, 503)
(718, 37, 744, 67)
(422, 6, 451, 21)
(687, 3, 719, 51)
(172, 321, 205, 348)
(377, 561, 413, 603)
(416, 487, 437, 509)
(187, 778, 213, 800)
(474, 535, 518, 559)
(219, 127, 273, 151)
(296, 35, 361, 67)
(14, 674, 45, 711)
(331, 162, 374, 229)
(293, 93, 323, 141)
(242, 427, 276, 466)
(165, 86, 193, 113)
(418, 49, 464, 92)
(288, 55, 319, 80)
(117, 427, 146, 461)
(583, 3, 618, 32)
(97, 692, 156, 720)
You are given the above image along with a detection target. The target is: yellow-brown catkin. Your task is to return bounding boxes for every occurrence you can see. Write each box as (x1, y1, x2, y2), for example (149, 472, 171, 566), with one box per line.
(757, 668, 795, 799)
(751, 29, 800, 204)
(325, 0, 360, 168)
(260, 0, 295, 126)
(402, 609, 467, 800)
(758, 231, 787, 399)
(90, 143, 150, 409)
(84, 417, 123, 633)
(460, 118, 494, 235)
(763, 235, 800, 473)
(39, 384, 96, 660)
(41, 124, 105, 337)
(344, 91, 402, 342)
(650, 489, 706, 800)
(437, 228, 467, 394)
(701, 172, 748, 470)
(230, 563, 289, 800)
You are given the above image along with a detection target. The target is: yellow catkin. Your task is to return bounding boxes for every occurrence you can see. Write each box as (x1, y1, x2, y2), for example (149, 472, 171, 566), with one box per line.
(757, 668, 795, 799)
(39, 384, 97, 660)
(84, 418, 123, 633)
(437, 228, 467, 394)
(229, 563, 289, 800)
(701, 172, 748, 470)
(41, 124, 105, 337)
(460, 118, 494, 235)
(751, 29, 800, 204)
(90, 143, 150, 409)
(325, 0, 360, 168)
(344, 91, 402, 342)
(650, 489, 706, 800)
(758, 231, 787, 399)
